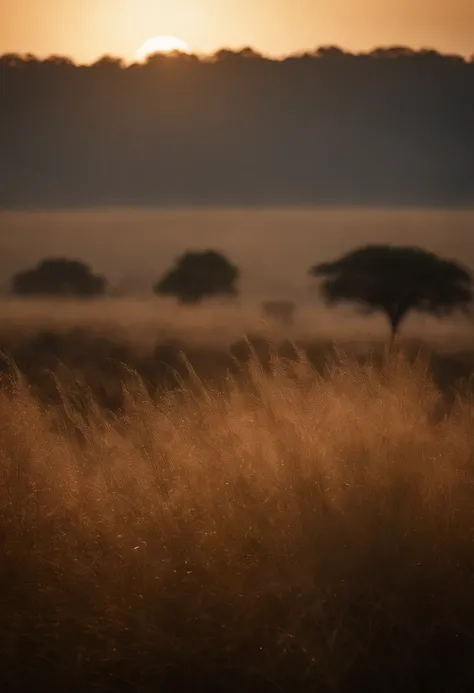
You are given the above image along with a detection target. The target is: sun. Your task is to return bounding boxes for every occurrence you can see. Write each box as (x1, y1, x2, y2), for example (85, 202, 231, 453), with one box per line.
(135, 36, 190, 61)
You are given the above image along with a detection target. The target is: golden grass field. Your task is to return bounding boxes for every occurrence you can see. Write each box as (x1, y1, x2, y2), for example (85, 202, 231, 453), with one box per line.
(2, 329, 474, 692)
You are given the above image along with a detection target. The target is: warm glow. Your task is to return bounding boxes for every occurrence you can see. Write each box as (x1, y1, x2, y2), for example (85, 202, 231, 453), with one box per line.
(1, 1, 474, 65)
(135, 35, 190, 61)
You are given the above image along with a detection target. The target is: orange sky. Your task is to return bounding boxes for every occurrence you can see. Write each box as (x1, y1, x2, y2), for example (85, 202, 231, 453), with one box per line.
(1, 0, 473, 62)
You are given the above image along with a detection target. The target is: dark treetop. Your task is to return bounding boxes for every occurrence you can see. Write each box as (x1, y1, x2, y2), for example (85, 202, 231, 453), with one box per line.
(154, 250, 239, 303)
(11, 258, 107, 297)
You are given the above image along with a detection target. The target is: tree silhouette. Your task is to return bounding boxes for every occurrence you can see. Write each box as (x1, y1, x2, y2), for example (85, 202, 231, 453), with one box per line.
(310, 245, 473, 339)
(11, 258, 107, 297)
(154, 250, 239, 304)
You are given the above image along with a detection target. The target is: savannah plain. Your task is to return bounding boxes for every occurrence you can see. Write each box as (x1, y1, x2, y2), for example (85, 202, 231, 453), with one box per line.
(1, 207, 474, 691)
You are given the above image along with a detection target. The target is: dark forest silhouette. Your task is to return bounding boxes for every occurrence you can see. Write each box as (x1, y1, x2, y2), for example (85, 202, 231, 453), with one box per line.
(1, 46, 473, 208)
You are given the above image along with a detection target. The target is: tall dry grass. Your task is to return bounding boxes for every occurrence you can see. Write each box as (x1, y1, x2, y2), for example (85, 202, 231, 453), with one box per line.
(1, 348, 474, 692)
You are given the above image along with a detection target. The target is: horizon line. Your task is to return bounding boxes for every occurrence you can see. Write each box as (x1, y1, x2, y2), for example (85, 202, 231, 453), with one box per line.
(2, 43, 473, 67)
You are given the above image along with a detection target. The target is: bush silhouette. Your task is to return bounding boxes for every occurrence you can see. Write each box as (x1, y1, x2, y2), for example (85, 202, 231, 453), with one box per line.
(310, 245, 473, 339)
(262, 300, 296, 327)
(154, 250, 239, 304)
(11, 258, 107, 297)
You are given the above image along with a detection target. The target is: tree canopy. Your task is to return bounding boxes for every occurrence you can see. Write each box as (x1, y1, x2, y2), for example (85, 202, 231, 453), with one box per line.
(154, 250, 239, 304)
(310, 245, 473, 337)
(11, 258, 107, 297)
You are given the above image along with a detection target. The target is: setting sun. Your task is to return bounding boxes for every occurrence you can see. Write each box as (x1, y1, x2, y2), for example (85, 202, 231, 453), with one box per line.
(135, 35, 190, 61)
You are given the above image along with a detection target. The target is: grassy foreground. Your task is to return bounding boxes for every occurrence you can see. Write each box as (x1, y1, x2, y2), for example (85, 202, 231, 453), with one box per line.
(1, 349, 474, 692)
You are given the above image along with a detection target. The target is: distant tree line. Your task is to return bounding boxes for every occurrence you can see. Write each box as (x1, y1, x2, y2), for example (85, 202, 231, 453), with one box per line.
(1, 46, 473, 208)
(10, 245, 474, 340)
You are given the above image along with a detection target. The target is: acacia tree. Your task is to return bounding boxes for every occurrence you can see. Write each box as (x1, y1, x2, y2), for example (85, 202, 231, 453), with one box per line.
(310, 245, 473, 339)
(154, 250, 239, 304)
(11, 258, 107, 297)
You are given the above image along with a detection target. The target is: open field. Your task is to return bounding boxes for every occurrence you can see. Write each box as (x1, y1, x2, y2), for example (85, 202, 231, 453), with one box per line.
(1, 312, 474, 691)
(0, 299, 473, 408)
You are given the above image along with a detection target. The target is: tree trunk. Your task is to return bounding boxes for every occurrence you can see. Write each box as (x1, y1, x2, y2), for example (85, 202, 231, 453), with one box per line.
(389, 325, 399, 352)
(387, 308, 406, 351)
